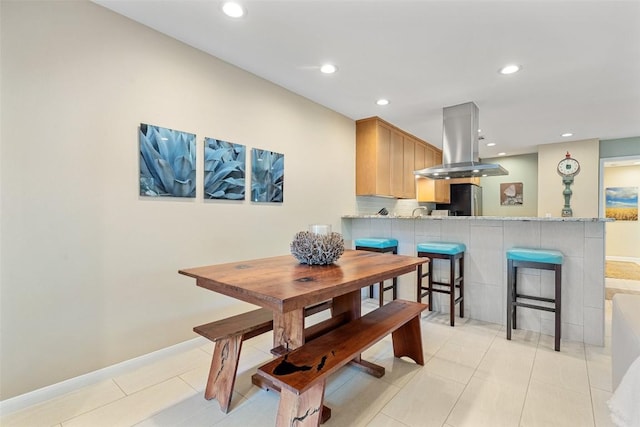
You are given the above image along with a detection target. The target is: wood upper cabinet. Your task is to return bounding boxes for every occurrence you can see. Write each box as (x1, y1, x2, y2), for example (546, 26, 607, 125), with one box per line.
(402, 136, 416, 198)
(389, 130, 404, 197)
(416, 147, 451, 203)
(415, 142, 426, 171)
(356, 117, 423, 198)
(356, 118, 391, 196)
(449, 177, 481, 185)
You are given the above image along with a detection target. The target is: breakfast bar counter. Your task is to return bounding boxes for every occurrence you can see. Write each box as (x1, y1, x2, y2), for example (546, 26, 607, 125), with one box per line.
(341, 215, 610, 345)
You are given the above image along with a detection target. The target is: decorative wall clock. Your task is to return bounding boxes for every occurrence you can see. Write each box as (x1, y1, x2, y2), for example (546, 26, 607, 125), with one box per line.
(557, 151, 580, 217)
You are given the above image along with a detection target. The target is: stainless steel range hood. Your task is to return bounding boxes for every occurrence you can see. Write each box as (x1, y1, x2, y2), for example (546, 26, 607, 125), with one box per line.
(414, 102, 508, 179)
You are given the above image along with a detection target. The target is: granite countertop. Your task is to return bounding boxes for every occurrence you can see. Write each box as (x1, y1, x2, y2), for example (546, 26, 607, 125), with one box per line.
(342, 215, 612, 222)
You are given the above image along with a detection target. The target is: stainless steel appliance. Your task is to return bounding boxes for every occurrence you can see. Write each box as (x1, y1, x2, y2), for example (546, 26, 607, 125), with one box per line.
(437, 183, 482, 216)
(414, 102, 508, 179)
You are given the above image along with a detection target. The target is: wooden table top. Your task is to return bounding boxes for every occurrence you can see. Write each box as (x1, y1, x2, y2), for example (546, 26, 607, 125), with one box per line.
(179, 249, 427, 312)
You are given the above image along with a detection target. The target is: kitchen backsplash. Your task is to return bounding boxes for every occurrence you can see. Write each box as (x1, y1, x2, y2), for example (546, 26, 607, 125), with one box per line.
(355, 196, 435, 216)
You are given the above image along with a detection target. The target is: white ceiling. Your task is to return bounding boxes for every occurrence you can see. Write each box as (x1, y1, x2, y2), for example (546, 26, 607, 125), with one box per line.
(94, 0, 640, 158)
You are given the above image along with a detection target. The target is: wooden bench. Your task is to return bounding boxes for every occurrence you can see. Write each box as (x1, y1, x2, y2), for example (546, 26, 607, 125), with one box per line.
(255, 299, 428, 427)
(193, 301, 333, 412)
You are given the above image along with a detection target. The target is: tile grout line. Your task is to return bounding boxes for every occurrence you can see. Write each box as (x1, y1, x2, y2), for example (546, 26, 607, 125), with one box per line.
(442, 325, 497, 427)
(518, 333, 542, 427)
(58, 379, 130, 426)
(585, 347, 600, 427)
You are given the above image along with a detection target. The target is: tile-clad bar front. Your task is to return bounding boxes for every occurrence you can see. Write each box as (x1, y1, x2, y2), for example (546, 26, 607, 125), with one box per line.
(341, 215, 608, 346)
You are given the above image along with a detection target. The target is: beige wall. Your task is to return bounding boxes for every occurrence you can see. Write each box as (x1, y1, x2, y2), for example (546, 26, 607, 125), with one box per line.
(480, 154, 538, 217)
(537, 139, 600, 217)
(603, 165, 640, 259)
(0, 1, 355, 399)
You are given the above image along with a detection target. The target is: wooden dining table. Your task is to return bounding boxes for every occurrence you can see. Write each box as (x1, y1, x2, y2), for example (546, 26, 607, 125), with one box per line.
(179, 249, 427, 354)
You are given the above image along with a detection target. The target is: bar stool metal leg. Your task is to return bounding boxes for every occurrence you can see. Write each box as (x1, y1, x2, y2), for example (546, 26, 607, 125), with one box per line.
(506, 258, 514, 341)
(459, 255, 464, 319)
(555, 264, 562, 352)
(512, 259, 517, 330)
(449, 255, 455, 326)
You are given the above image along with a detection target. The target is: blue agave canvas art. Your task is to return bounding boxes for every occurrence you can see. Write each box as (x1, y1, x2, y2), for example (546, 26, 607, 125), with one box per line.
(204, 138, 246, 200)
(139, 123, 196, 197)
(251, 148, 284, 203)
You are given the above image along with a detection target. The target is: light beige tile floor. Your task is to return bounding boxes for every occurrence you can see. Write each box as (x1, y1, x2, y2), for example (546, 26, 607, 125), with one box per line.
(1, 299, 616, 427)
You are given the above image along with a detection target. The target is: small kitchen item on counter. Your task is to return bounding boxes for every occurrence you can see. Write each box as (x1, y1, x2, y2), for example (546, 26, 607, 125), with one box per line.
(431, 210, 450, 216)
(377, 208, 389, 216)
(412, 207, 429, 217)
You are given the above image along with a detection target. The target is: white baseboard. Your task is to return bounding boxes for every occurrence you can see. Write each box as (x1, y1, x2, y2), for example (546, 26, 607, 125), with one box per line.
(607, 256, 640, 264)
(0, 336, 209, 416)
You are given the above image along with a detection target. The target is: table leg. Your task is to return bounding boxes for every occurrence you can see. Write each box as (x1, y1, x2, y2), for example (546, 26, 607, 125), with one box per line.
(273, 308, 305, 351)
(331, 290, 360, 321)
(333, 289, 385, 377)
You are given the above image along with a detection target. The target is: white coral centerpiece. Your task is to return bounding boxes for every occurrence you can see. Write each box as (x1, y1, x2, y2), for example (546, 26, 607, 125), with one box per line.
(290, 231, 345, 265)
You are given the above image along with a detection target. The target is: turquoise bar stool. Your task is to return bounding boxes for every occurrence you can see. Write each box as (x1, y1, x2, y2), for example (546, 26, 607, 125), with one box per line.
(506, 247, 564, 351)
(417, 242, 466, 326)
(355, 238, 399, 306)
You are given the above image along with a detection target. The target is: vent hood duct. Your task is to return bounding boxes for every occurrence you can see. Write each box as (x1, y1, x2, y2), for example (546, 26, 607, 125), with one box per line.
(414, 102, 508, 179)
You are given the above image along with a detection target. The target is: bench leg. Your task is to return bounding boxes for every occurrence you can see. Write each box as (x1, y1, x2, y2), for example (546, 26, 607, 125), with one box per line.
(276, 381, 325, 427)
(204, 335, 242, 413)
(391, 315, 425, 365)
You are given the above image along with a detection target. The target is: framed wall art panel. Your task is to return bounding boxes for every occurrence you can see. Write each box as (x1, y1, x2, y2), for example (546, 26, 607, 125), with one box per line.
(606, 186, 638, 221)
(139, 123, 196, 198)
(204, 137, 246, 200)
(251, 148, 284, 203)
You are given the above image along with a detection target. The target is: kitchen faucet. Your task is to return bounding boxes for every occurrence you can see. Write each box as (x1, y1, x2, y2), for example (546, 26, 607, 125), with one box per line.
(412, 206, 428, 217)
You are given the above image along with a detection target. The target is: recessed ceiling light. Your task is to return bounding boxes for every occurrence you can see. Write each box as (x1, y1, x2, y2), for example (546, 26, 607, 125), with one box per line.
(499, 64, 521, 75)
(222, 2, 245, 18)
(376, 99, 389, 106)
(498, 152, 507, 156)
(561, 132, 573, 137)
(320, 64, 337, 74)
(487, 142, 496, 147)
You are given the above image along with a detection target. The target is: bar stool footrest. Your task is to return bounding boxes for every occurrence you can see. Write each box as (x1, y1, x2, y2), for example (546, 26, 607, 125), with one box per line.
(514, 301, 556, 312)
(516, 293, 555, 304)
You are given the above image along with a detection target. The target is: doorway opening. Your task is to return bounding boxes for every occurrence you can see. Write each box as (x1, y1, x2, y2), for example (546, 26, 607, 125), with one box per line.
(600, 155, 640, 299)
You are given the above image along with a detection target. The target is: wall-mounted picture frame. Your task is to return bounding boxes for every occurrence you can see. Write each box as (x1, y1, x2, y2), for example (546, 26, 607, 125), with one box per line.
(251, 148, 284, 203)
(606, 187, 638, 221)
(500, 182, 523, 206)
(204, 138, 246, 200)
(139, 123, 196, 198)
